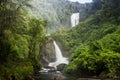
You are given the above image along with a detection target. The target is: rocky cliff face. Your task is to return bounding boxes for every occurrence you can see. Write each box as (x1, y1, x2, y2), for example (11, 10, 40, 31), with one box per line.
(40, 40, 55, 67)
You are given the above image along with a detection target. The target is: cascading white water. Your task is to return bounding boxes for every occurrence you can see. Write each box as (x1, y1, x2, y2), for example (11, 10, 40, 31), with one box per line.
(53, 41, 63, 61)
(48, 41, 69, 69)
(71, 13, 79, 27)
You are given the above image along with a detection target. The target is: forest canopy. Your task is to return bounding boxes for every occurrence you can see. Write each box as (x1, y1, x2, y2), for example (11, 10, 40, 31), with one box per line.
(0, 0, 48, 79)
(53, 0, 120, 78)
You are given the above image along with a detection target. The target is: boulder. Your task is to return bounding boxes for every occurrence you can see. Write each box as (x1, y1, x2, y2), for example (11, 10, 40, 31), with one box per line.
(57, 64, 67, 71)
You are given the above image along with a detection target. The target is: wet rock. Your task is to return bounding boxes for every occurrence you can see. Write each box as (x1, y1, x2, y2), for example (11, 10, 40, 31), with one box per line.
(77, 78, 115, 80)
(57, 64, 67, 71)
(51, 73, 67, 80)
(77, 78, 100, 80)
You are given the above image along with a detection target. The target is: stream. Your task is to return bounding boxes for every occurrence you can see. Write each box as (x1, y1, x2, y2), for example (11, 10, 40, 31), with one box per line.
(38, 70, 69, 80)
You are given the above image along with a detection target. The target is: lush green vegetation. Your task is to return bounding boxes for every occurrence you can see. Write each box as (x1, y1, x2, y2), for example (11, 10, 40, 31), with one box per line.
(53, 0, 120, 78)
(0, 0, 47, 79)
(27, 0, 101, 33)
(0, 0, 100, 79)
(1, 0, 120, 79)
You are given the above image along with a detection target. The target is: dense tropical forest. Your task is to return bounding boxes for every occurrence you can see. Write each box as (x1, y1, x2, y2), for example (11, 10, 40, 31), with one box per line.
(0, 0, 48, 79)
(54, 0, 120, 79)
(0, 0, 120, 80)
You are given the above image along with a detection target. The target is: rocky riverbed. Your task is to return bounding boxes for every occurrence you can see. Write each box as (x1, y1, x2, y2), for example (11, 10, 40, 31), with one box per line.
(37, 70, 68, 80)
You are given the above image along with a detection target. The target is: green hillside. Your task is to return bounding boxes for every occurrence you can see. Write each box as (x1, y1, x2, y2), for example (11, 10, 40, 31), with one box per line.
(27, 0, 100, 33)
(53, 0, 120, 78)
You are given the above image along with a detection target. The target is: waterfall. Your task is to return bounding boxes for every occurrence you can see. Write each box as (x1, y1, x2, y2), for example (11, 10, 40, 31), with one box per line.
(71, 13, 79, 27)
(48, 41, 69, 69)
(53, 41, 63, 61)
